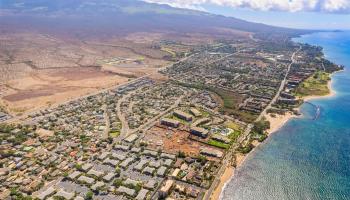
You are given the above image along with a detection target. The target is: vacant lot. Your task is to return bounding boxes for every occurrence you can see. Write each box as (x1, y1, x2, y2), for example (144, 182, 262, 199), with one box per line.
(0, 32, 171, 115)
(2, 66, 130, 115)
(146, 125, 223, 160)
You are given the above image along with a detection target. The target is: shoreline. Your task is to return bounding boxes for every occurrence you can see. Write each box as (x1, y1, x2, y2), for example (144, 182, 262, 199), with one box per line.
(211, 76, 339, 200)
(303, 76, 336, 102)
(211, 154, 246, 200)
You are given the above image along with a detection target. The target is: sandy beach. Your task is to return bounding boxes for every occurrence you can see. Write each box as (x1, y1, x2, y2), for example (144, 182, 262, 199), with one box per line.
(211, 166, 234, 200)
(265, 112, 297, 134)
(211, 153, 247, 200)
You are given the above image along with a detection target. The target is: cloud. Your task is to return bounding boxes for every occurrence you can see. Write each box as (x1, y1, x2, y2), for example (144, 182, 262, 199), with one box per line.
(143, 0, 350, 13)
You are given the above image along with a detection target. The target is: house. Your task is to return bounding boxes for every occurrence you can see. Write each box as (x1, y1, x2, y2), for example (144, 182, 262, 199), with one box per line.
(200, 147, 223, 158)
(81, 163, 93, 172)
(111, 153, 126, 161)
(186, 187, 200, 198)
(0, 112, 7, 119)
(174, 159, 183, 168)
(160, 118, 180, 128)
(36, 187, 56, 200)
(158, 180, 174, 198)
(98, 152, 110, 160)
(68, 171, 82, 180)
(175, 184, 186, 194)
(190, 127, 209, 138)
(143, 166, 155, 175)
(160, 153, 176, 160)
(120, 157, 135, 169)
(77, 175, 95, 185)
(149, 161, 161, 168)
(136, 188, 150, 200)
(278, 98, 298, 105)
(114, 144, 129, 151)
(91, 181, 105, 191)
(143, 149, 158, 157)
(144, 179, 158, 190)
(211, 134, 230, 144)
(189, 108, 202, 117)
(117, 186, 136, 197)
(87, 169, 104, 177)
(280, 92, 295, 99)
(171, 168, 180, 177)
(54, 189, 75, 200)
(131, 147, 141, 153)
(74, 196, 84, 200)
(103, 172, 115, 182)
(124, 178, 139, 187)
(134, 160, 148, 171)
(103, 158, 119, 167)
(124, 134, 138, 143)
(163, 159, 173, 167)
(173, 110, 192, 121)
(157, 166, 167, 177)
(192, 118, 211, 127)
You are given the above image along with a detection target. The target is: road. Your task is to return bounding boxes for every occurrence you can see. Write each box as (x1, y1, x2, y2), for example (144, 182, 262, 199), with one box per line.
(116, 89, 140, 137)
(102, 104, 110, 139)
(256, 46, 301, 122)
(204, 47, 302, 200)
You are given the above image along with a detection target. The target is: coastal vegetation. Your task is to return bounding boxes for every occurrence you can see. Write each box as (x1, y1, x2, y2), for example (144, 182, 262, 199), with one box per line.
(252, 119, 270, 135)
(249, 119, 270, 142)
(294, 71, 331, 97)
(237, 143, 254, 154)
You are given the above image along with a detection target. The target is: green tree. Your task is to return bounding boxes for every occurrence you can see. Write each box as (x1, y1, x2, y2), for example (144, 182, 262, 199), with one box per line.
(253, 120, 270, 135)
(85, 191, 93, 200)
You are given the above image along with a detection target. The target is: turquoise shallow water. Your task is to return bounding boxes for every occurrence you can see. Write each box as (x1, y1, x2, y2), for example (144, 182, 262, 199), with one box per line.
(221, 31, 350, 200)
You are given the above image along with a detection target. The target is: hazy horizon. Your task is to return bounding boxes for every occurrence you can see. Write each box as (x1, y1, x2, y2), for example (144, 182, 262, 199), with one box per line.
(144, 0, 350, 30)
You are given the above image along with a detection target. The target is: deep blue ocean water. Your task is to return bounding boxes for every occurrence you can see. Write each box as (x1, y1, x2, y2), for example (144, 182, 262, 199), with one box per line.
(221, 31, 350, 200)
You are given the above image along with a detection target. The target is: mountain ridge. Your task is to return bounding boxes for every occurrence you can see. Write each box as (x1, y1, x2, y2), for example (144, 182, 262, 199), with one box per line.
(0, 0, 311, 40)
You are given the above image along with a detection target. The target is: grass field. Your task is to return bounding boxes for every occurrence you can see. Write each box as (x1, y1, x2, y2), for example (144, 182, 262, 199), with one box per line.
(207, 139, 230, 149)
(295, 71, 331, 97)
(225, 121, 241, 131)
(109, 131, 120, 138)
(228, 130, 241, 143)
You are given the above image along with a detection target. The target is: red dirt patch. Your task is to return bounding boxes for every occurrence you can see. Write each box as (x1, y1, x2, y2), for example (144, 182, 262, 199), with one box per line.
(146, 125, 223, 160)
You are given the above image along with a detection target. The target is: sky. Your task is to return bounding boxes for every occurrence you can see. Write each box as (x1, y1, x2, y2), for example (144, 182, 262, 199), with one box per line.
(144, 0, 350, 30)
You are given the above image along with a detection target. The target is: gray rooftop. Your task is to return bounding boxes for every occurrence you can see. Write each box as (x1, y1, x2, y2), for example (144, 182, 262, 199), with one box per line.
(143, 166, 155, 175)
(68, 171, 82, 180)
(135, 188, 150, 200)
(78, 175, 95, 185)
(117, 186, 136, 197)
(36, 187, 56, 200)
(54, 189, 75, 200)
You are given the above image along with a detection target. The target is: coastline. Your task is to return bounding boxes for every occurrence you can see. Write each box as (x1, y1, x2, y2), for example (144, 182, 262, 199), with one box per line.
(211, 76, 338, 200)
(211, 154, 246, 200)
(303, 75, 336, 101)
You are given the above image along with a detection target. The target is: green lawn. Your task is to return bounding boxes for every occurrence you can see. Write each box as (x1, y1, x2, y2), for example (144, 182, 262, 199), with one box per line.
(225, 121, 241, 131)
(110, 131, 120, 138)
(295, 71, 331, 97)
(207, 139, 230, 149)
(228, 130, 241, 143)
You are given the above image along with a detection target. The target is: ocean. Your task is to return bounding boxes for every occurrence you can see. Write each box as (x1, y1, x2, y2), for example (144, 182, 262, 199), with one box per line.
(221, 31, 350, 200)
